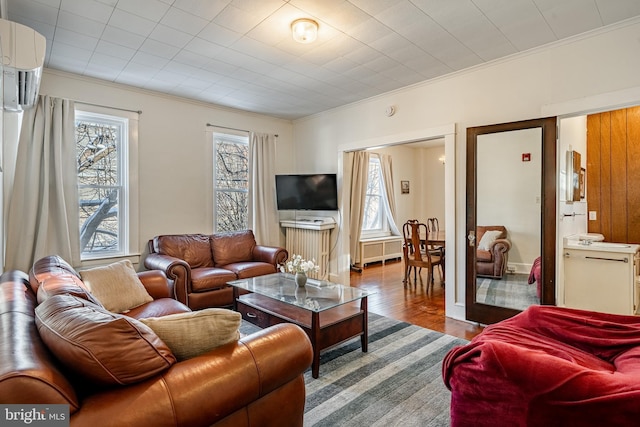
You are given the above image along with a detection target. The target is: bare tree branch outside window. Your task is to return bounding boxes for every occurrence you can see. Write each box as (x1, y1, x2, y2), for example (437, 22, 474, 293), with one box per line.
(76, 115, 122, 255)
(214, 135, 249, 232)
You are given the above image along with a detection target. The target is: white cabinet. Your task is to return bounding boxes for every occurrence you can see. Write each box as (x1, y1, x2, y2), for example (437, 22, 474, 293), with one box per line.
(564, 242, 640, 315)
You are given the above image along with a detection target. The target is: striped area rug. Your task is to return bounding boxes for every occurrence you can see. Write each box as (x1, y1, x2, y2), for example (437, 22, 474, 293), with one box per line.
(303, 313, 467, 426)
(242, 313, 468, 426)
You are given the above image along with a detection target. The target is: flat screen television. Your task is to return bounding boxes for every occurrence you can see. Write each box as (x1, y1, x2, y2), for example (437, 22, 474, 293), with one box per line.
(275, 173, 338, 211)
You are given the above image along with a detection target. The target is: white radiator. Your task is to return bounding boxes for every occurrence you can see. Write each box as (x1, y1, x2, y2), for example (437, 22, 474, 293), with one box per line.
(282, 222, 334, 280)
(358, 236, 403, 267)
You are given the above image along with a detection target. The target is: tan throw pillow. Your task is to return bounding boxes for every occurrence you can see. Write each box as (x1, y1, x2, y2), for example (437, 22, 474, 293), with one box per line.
(79, 260, 153, 313)
(35, 294, 176, 386)
(139, 308, 242, 361)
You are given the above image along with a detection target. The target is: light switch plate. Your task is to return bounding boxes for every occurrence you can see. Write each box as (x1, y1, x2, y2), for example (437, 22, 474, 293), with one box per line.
(589, 211, 597, 220)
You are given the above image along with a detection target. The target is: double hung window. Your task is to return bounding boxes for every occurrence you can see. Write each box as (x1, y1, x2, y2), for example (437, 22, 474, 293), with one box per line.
(75, 107, 138, 260)
(361, 155, 390, 237)
(213, 132, 249, 232)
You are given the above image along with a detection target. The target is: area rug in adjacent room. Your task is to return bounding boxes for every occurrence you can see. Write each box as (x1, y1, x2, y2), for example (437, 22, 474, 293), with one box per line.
(241, 313, 468, 427)
(476, 272, 539, 311)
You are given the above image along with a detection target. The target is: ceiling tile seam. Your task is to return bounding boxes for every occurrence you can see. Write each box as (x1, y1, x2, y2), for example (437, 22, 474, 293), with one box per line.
(348, 1, 456, 75)
(532, 0, 559, 40)
(469, 0, 519, 54)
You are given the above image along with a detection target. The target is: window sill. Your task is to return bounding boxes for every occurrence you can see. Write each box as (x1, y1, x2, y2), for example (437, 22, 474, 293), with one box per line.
(79, 253, 142, 269)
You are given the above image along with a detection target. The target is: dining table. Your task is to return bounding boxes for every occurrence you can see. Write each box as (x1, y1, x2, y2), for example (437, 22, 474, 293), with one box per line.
(421, 230, 445, 246)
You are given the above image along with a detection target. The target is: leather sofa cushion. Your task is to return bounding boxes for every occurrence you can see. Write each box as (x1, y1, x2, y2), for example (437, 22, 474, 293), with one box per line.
(29, 255, 81, 295)
(37, 274, 103, 307)
(190, 268, 237, 292)
(154, 234, 214, 268)
(35, 294, 176, 386)
(139, 308, 241, 361)
(224, 262, 276, 279)
(125, 298, 192, 319)
(476, 249, 493, 262)
(79, 260, 153, 313)
(211, 230, 256, 267)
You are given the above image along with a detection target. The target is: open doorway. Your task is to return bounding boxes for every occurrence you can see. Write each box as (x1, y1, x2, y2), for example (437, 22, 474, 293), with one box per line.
(334, 124, 473, 336)
(351, 140, 446, 270)
(556, 105, 640, 310)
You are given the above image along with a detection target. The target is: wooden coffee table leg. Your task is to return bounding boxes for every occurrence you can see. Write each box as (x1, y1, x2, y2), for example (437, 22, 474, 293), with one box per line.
(311, 311, 320, 378)
(361, 296, 368, 352)
(232, 286, 239, 311)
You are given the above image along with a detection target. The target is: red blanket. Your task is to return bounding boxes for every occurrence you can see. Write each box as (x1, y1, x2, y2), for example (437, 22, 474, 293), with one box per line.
(443, 305, 640, 426)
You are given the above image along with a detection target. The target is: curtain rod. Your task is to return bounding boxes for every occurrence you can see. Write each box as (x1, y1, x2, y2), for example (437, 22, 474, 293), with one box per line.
(76, 101, 142, 115)
(206, 123, 278, 138)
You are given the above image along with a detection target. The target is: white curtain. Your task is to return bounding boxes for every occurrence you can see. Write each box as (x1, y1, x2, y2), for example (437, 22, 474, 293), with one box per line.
(249, 132, 279, 246)
(379, 153, 400, 235)
(349, 151, 370, 266)
(5, 95, 80, 272)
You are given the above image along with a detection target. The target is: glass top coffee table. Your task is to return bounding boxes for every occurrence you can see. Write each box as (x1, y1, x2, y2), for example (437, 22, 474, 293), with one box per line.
(228, 273, 372, 378)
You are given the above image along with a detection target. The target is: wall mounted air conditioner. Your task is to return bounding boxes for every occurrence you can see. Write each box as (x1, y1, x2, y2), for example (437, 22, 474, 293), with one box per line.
(0, 18, 46, 111)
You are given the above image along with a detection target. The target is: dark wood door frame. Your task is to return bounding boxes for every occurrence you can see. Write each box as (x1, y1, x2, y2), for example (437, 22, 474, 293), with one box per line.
(466, 117, 557, 325)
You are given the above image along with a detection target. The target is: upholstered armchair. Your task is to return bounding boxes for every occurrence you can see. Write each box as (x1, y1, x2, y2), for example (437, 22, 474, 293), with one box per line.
(476, 225, 511, 279)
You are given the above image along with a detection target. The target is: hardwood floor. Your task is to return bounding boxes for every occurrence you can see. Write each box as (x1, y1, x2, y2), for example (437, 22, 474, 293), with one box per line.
(350, 259, 484, 341)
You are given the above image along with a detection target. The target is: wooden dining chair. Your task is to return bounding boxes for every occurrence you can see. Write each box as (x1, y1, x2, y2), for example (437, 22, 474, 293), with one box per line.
(402, 219, 419, 283)
(403, 221, 444, 289)
(426, 217, 445, 278)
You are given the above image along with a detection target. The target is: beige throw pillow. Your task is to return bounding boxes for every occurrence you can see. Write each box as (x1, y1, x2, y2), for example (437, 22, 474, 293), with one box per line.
(478, 230, 503, 251)
(139, 308, 242, 361)
(80, 260, 153, 313)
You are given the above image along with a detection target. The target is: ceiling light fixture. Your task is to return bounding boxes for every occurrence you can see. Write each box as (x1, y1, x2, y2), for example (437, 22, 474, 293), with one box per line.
(291, 18, 318, 44)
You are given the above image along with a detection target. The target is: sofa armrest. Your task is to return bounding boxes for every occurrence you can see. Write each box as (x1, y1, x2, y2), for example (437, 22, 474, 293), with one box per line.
(252, 245, 288, 267)
(144, 253, 191, 304)
(69, 323, 312, 427)
(489, 239, 510, 276)
(136, 270, 172, 300)
(489, 238, 511, 258)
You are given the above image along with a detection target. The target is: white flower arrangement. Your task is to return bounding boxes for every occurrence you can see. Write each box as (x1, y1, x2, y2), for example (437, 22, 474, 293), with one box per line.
(281, 254, 320, 275)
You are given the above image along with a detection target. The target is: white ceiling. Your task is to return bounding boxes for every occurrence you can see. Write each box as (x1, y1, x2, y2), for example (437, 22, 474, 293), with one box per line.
(5, 0, 640, 120)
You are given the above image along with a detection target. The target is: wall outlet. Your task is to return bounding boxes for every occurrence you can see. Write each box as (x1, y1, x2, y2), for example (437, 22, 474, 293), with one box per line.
(506, 266, 516, 273)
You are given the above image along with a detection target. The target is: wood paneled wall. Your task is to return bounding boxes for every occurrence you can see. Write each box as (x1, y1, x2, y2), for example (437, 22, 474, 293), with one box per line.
(587, 106, 640, 243)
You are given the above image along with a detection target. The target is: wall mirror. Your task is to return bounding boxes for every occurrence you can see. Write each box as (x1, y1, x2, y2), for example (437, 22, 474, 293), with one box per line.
(466, 117, 557, 325)
(566, 150, 581, 202)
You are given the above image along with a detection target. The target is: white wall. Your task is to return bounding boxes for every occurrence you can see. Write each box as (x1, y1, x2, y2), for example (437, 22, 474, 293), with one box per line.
(29, 69, 294, 262)
(375, 144, 445, 228)
(292, 18, 640, 321)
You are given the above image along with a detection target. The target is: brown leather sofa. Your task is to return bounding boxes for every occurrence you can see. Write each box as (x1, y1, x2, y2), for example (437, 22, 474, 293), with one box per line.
(144, 230, 288, 310)
(476, 225, 511, 279)
(0, 255, 312, 427)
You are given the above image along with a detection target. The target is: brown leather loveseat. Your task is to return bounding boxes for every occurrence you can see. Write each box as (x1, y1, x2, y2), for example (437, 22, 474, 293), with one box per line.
(0, 255, 312, 427)
(145, 230, 288, 310)
(476, 225, 511, 279)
